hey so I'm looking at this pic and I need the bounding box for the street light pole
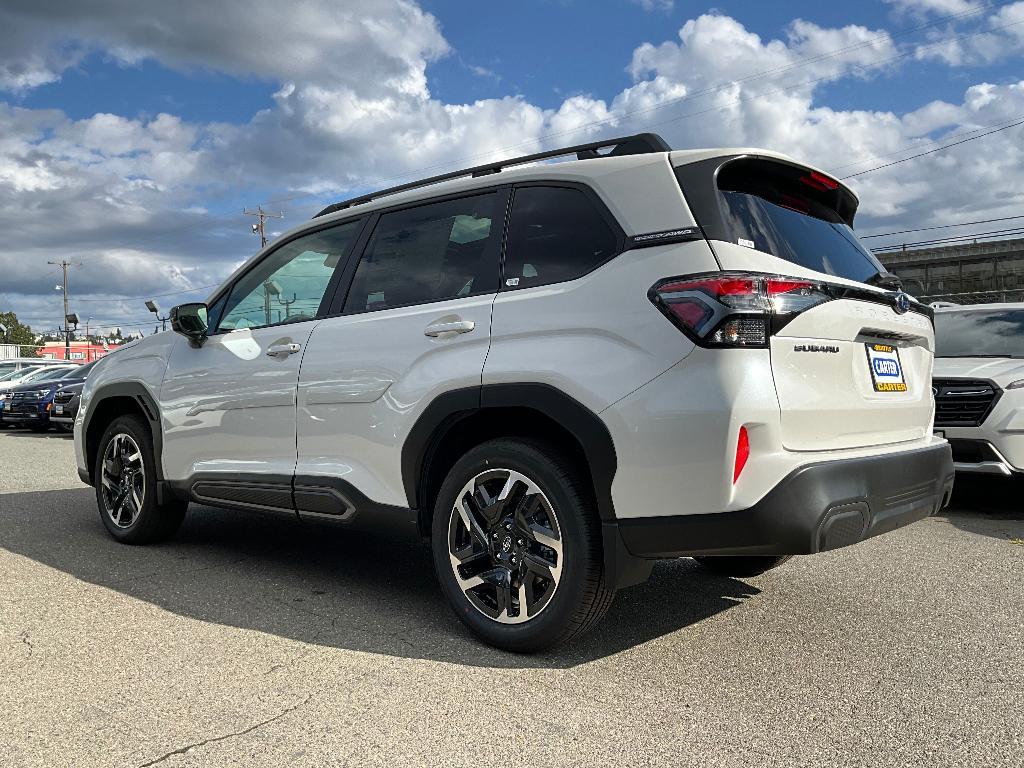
[145,300,170,332]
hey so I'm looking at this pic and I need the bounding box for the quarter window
[344,193,500,313]
[503,186,619,290]
[216,219,362,332]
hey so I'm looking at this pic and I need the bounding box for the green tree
[0,311,41,355]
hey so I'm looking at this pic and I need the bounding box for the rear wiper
[866,271,904,290]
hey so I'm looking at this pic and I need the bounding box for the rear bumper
[616,442,954,558]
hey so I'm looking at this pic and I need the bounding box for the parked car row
[0,360,95,432]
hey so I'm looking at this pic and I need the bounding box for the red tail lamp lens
[733,426,750,483]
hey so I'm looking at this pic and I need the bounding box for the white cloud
[884,0,983,17]
[2,3,1024,327]
[0,1,449,96]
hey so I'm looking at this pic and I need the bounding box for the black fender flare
[81,382,164,486]
[401,383,618,520]
[402,384,651,590]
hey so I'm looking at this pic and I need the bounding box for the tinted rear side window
[503,186,619,290]
[345,193,500,313]
[705,158,884,284]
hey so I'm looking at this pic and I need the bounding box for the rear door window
[503,186,619,290]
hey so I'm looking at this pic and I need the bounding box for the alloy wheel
[100,433,146,529]
[447,468,563,624]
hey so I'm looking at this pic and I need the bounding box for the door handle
[424,320,475,338]
[266,342,301,357]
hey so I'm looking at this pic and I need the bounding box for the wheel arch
[83,383,163,486]
[403,384,618,538]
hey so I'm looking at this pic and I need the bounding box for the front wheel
[94,415,187,544]
[431,439,614,652]
[694,555,792,577]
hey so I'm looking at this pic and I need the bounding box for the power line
[76,284,220,302]
[829,116,1024,175]
[870,226,1024,252]
[840,117,1024,179]
[861,214,1024,239]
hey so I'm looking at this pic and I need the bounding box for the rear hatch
[675,155,934,451]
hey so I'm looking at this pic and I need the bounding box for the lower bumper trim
[617,442,954,559]
[954,460,1012,476]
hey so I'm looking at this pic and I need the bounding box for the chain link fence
[915,289,1024,306]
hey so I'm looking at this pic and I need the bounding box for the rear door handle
[424,320,475,337]
[266,342,301,357]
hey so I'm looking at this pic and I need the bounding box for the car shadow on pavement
[939,475,1023,543]
[0,488,760,669]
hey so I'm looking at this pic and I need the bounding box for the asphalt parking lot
[0,429,1021,768]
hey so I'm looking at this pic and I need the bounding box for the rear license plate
[55,405,63,414]
[865,343,907,393]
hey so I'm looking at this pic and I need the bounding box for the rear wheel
[94,415,187,544]
[694,555,792,577]
[431,438,614,652]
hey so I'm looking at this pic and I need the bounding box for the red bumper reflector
[733,425,750,483]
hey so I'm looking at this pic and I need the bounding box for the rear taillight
[649,272,832,348]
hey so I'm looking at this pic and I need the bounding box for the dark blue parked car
[1,361,96,432]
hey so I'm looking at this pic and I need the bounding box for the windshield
[3,366,42,382]
[935,309,1024,358]
[0,366,28,381]
[716,158,884,284]
[28,367,77,382]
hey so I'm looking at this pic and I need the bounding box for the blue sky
[2,0,1024,334]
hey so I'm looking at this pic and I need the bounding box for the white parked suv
[74,133,953,651]
[933,303,1024,476]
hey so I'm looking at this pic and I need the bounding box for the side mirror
[170,303,209,346]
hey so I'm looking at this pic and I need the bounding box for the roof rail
[313,132,671,218]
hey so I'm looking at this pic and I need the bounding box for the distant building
[877,237,1024,304]
[38,340,119,362]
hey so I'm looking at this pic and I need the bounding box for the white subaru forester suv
[74,133,954,651]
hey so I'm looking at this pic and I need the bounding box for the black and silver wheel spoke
[448,468,562,625]
[100,432,145,529]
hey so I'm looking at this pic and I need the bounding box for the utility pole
[48,259,78,359]
[243,206,283,249]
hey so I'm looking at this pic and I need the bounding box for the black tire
[693,555,792,577]
[94,415,187,544]
[431,438,614,653]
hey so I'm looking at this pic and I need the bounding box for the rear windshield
[935,309,1024,358]
[716,159,884,284]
